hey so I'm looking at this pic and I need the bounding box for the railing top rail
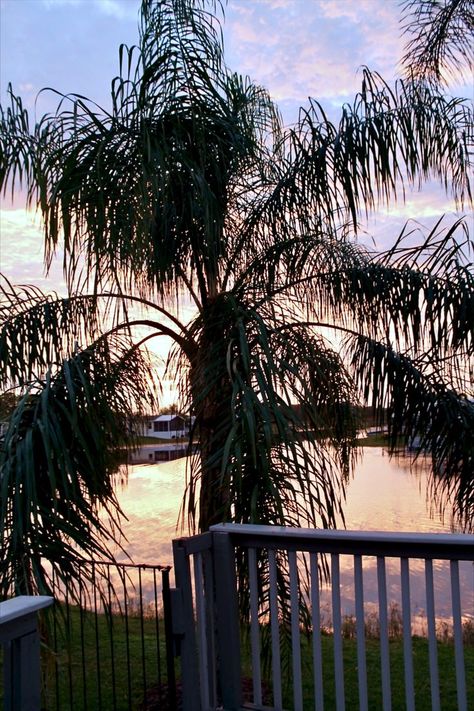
[206,524,474,560]
[0,595,54,625]
[55,558,172,571]
[174,531,213,555]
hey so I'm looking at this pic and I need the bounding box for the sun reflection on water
[111,447,473,623]
[113,447,458,565]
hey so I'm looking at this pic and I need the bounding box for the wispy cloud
[41,0,81,7]
[224,0,404,123]
[41,0,136,16]
[363,184,465,252]
[92,0,139,21]
[0,209,66,291]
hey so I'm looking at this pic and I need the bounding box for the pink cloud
[224,0,407,124]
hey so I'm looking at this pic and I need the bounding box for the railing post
[0,596,54,711]
[162,567,178,711]
[212,531,242,711]
[172,538,201,711]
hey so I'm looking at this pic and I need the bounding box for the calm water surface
[112,447,473,622]
[113,447,456,565]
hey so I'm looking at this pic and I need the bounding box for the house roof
[151,414,185,422]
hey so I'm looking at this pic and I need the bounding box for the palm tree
[0,0,473,596]
[401,0,474,84]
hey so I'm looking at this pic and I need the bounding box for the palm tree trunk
[189,311,233,532]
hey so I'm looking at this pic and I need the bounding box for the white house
[144,414,189,439]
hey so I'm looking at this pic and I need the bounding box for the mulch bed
[140,676,272,710]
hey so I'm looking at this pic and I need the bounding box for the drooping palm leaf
[0,334,157,598]
[401,0,474,85]
[237,70,472,258]
[348,333,474,527]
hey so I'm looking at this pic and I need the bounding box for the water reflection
[337,448,455,532]
[111,447,473,622]
[113,458,187,565]
[113,447,456,565]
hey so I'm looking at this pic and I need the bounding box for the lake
[109,447,473,627]
[112,446,461,566]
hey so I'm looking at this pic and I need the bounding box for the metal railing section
[0,563,178,711]
[172,524,474,711]
[46,560,177,711]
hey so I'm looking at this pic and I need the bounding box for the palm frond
[317,219,474,360]
[0,277,101,387]
[239,70,471,255]
[0,276,194,388]
[401,0,474,85]
[348,333,474,528]
[238,217,473,370]
[0,334,157,598]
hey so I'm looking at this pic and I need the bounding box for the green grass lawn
[355,433,413,448]
[242,630,473,711]
[356,433,391,447]
[1,605,472,710]
[307,636,472,710]
[39,605,173,711]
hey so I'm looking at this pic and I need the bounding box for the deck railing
[171,524,474,711]
[0,595,54,711]
[0,562,178,711]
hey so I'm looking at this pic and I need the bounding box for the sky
[0,0,472,395]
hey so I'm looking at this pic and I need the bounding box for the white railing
[172,524,474,711]
[0,595,54,711]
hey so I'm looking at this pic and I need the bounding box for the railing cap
[0,595,54,625]
[209,523,474,548]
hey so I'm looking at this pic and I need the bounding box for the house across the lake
[144,414,189,439]
[131,413,196,462]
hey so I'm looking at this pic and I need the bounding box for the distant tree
[158,404,181,416]
[0,391,18,421]
[0,0,473,596]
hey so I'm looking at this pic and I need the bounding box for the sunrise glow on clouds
[224,0,403,113]
[0,0,471,292]
[0,209,67,292]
